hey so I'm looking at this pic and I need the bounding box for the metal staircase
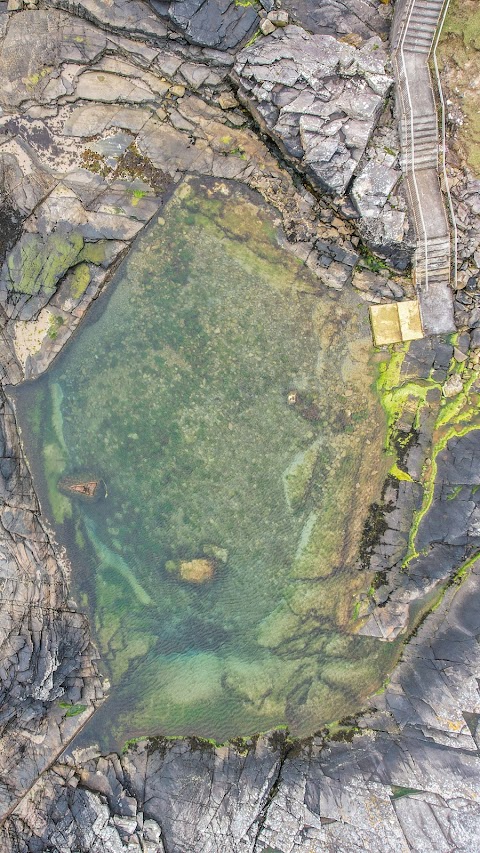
[392,0,456,335]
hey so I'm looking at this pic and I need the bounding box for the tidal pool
[13,178,400,749]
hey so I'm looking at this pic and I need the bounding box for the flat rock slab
[280,0,391,41]
[233,25,392,195]
[150,0,258,49]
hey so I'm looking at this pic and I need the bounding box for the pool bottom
[12,178,399,751]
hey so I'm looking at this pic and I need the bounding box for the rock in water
[59,476,104,501]
[179,558,215,583]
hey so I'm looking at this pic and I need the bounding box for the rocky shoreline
[0,0,479,849]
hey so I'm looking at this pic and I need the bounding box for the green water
[12,178,399,749]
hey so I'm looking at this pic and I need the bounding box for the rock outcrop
[233,27,393,196]
[0,389,103,819]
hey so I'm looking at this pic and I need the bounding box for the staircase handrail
[431,0,458,289]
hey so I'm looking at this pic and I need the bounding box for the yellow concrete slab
[370,303,402,346]
[398,299,423,341]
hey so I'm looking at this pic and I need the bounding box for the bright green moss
[389,463,413,482]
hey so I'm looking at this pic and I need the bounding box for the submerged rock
[180,558,216,583]
[59,476,104,501]
[167,557,216,583]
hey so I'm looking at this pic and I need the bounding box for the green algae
[12,178,399,749]
[402,357,480,566]
[48,314,65,340]
[7,232,84,296]
[68,263,91,299]
[79,241,107,265]
[389,463,413,482]
[59,702,88,717]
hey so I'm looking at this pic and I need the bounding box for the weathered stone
[280,0,390,41]
[351,160,399,219]
[151,0,259,50]
[260,18,275,36]
[267,9,288,27]
[442,373,463,398]
[232,26,392,195]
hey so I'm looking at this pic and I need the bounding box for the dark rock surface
[150,0,258,50]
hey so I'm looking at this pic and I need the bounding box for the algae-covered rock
[292,511,339,579]
[223,657,295,718]
[168,558,216,584]
[66,262,91,300]
[5,232,84,299]
[202,544,228,564]
[257,602,302,649]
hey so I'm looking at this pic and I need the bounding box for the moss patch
[68,263,91,299]
[438,0,480,175]
[7,232,84,297]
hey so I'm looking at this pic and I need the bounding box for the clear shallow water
[12,178,399,749]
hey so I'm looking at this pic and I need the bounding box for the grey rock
[0,10,107,108]
[442,373,463,398]
[232,26,392,195]
[267,10,288,27]
[151,0,258,50]
[280,0,390,42]
[351,159,399,219]
[46,0,168,41]
[260,18,275,36]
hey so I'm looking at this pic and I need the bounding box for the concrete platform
[370,299,423,345]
